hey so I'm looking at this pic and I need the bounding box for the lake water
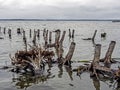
[0,21,120,90]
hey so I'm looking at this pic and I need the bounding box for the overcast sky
[0,0,120,19]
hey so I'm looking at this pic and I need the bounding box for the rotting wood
[3,27,6,34]
[72,29,75,38]
[64,42,76,66]
[69,29,71,38]
[17,28,21,34]
[32,31,37,46]
[49,31,52,44]
[89,44,101,78]
[37,29,40,39]
[8,29,12,39]
[29,29,32,38]
[100,41,116,64]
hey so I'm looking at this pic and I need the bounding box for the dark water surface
[0,21,120,90]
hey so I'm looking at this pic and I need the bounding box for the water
[0,21,120,90]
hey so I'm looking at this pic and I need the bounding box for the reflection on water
[12,74,48,89]
[1,21,120,90]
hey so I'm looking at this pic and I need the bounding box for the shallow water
[0,21,120,90]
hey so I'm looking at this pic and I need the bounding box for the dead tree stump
[32,31,37,46]
[64,42,76,66]
[37,29,40,39]
[103,41,116,64]
[72,29,75,38]
[3,27,6,34]
[8,29,11,39]
[69,29,71,38]
[29,29,32,38]
[90,44,101,77]
[49,31,52,44]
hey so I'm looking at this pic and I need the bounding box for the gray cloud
[0,0,120,19]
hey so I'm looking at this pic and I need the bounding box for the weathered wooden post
[55,29,61,45]
[49,31,52,44]
[92,30,97,41]
[23,30,27,51]
[8,29,11,39]
[64,42,76,66]
[17,28,21,34]
[29,29,32,38]
[43,28,46,37]
[0,27,1,33]
[23,30,26,40]
[69,29,71,38]
[37,29,40,39]
[32,30,36,46]
[3,27,6,34]
[44,30,48,48]
[103,41,116,64]
[90,44,101,77]
[72,29,75,38]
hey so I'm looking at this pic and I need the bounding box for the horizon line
[0,18,120,21]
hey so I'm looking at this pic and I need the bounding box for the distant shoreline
[0,19,119,21]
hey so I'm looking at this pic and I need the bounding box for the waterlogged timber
[0,21,120,90]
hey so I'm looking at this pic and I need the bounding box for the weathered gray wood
[92,44,101,67]
[3,27,6,34]
[104,41,116,64]
[69,29,71,38]
[29,29,32,38]
[37,29,40,38]
[49,31,52,44]
[32,31,36,46]
[55,30,61,45]
[8,29,11,39]
[72,29,75,38]
[92,30,97,41]
[64,42,76,66]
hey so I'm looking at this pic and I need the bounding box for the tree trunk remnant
[55,30,61,46]
[72,29,75,38]
[29,29,32,38]
[69,29,71,38]
[3,27,6,34]
[49,31,52,44]
[8,29,11,39]
[90,44,101,77]
[64,42,76,66]
[32,31,37,46]
[37,29,40,39]
[92,30,97,41]
[103,41,116,64]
